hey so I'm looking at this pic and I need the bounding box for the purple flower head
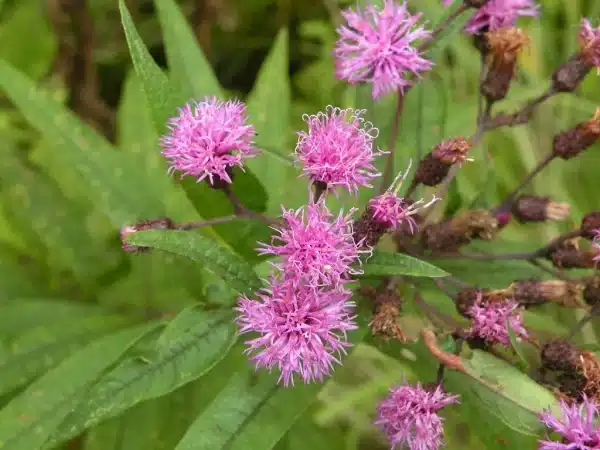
[580,19,600,70]
[368,162,439,233]
[441,0,454,6]
[539,395,600,450]
[467,295,527,346]
[295,106,385,195]
[375,381,459,450]
[258,203,366,288]
[161,97,258,185]
[334,0,434,99]
[464,0,540,35]
[236,279,357,386]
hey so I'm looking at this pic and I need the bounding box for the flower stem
[484,87,557,131]
[175,215,239,230]
[380,92,405,193]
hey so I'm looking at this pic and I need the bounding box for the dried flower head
[539,396,600,450]
[375,382,459,450]
[259,203,365,288]
[236,279,357,386]
[161,97,258,185]
[295,106,384,195]
[467,295,527,346]
[553,109,600,160]
[580,19,600,70]
[369,162,439,232]
[334,0,433,99]
[464,0,539,35]
[513,195,570,223]
[414,137,473,187]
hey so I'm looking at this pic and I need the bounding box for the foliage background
[0,0,599,449]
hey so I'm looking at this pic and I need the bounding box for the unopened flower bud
[553,109,600,159]
[512,279,585,308]
[584,275,600,307]
[422,209,498,252]
[549,244,596,269]
[512,195,570,223]
[495,210,511,228]
[481,27,529,102]
[581,212,600,239]
[120,217,175,253]
[413,137,472,187]
[551,55,591,92]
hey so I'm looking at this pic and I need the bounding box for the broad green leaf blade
[0,323,158,450]
[0,314,130,397]
[245,29,293,214]
[126,229,262,296]
[362,251,449,278]
[176,324,368,450]
[0,150,120,282]
[119,0,181,130]
[50,306,236,446]
[0,60,167,225]
[461,349,559,436]
[155,0,222,99]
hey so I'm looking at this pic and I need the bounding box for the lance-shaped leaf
[0,323,159,450]
[126,229,262,296]
[362,251,448,278]
[48,306,236,446]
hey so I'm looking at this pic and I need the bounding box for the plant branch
[175,215,239,230]
[492,152,555,214]
[222,186,279,226]
[418,3,470,52]
[484,87,557,131]
[380,93,405,193]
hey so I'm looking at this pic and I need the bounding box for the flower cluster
[467,296,527,346]
[375,382,459,450]
[464,0,540,35]
[295,107,384,195]
[539,396,600,450]
[161,97,258,185]
[334,0,433,99]
[580,19,600,70]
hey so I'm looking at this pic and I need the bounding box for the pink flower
[464,0,540,35]
[259,203,365,288]
[334,0,433,99]
[539,395,600,450]
[161,97,258,185]
[467,296,528,346]
[375,382,459,450]
[580,19,600,69]
[295,106,385,195]
[235,279,357,386]
[441,0,454,5]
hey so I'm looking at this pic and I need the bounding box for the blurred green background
[0,0,599,449]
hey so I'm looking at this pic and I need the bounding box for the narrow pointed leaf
[49,306,236,446]
[362,251,449,278]
[0,323,159,450]
[126,229,262,296]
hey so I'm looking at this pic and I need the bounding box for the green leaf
[175,323,368,450]
[0,323,158,450]
[0,314,130,397]
[155,0,222,99]
[0,60,167,225]
[126,229,262,296]
[119,0,180,131]
[362,251,449,278]
[49,306,236,446]
[245,29,294,214]
[460,349,559,436]
[0,150,120,282]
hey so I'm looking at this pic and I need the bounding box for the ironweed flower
[161,97,258,185]
[375,382,459,450]
[295,106,384,195]
[259,203,366,288]
[369,162,439,233]
[464,0,539,35]
[539,395,600,450]
[236,279,357,386]
[580,19,600,70]
[467,295,527,346]
[334,0,433,99]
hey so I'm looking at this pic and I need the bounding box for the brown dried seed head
[371,295,408,343]
[541,338,581,372]
[432,137,472,165]
[550,247,596,269]
[552,55,592,92]
[353,209,388,249]
[486,27,530,66]
[581,212,600,239]
[553,108,600,159]
[584,275,600,307]
[512,195,570,222]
